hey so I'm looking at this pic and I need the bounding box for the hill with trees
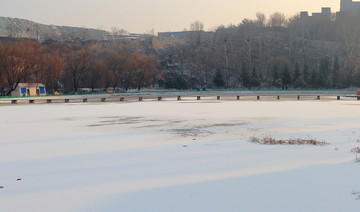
[158,13,360,90]
[1,11,360,96]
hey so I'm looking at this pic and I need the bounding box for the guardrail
[1,92,359,105]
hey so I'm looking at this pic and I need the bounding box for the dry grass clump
[249,136,328,146]
[352,191,360,200]
[350,147,360,163]
[351,147,360,153]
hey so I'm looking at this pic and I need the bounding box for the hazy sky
[0,0,341,33]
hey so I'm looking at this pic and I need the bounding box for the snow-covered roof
[17,83,45,87]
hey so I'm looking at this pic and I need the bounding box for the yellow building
[11,83,46,96]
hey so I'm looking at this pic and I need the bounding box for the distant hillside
[0,16,110,41]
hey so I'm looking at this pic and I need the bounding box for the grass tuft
[249,136,328,146]
[351,147,360,153]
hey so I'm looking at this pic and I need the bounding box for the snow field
[0,100,359,211]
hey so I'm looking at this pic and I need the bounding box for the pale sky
[0,0,340,33]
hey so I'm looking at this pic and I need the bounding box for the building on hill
[313,7,332,18]
[300,11,309,18]
[157,31,214,43]
[340,0,360,12]
[11,83,46,96]
[299,1,360,19]
[300,7,332,19]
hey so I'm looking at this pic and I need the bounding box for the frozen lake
[0,99,359,211]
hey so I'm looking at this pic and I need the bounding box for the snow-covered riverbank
[1,100,359,211]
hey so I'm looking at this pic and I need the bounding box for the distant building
[157,31,214,42]
[106,33,152,41]
[340,0,360,12]
[300,11,309,18]
[302,1,360,19]
[158,31,191,40]
[301,7,332,19]
[11,83,46,96]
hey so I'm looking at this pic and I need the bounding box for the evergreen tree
[320,57,331,75]
[319,57,331,88]
[310,70,319,89]
[250,66,260,88]
[303,64,310,87]
[294,76,306,88]
[213,70,225,88]
[332,56,340,87]
[272,65,280,88]
[281,66,292,90]
[293,62,301,82]
[240,63,251,89]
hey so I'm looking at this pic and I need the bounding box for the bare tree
[110,27,128,36]
[0,40,43,95]
[190,21,204,31]
[103,48,129,90]
[63,44,93,93]
[189,21,205,46]
[268,12,287,27]
[43,50,65,93]
[127,53,160,90]
[256,12,267,27]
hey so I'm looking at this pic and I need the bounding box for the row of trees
[0,39,160,96]
[1,12,360,95]
[0,40,62,96]
[160,12,360,90]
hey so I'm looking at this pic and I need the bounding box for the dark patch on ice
[60,117,76,121]
[87,116,183,128]
[165,122,247,137]
[170,128,214,137]
[87,116,144,127]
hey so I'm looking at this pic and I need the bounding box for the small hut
[11,83,46,96]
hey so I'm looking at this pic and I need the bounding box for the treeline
[159,12,360,90]
[1,12,360,96]
[0,39,160,96]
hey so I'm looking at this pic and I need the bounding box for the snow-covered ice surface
[0,99,359,212]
